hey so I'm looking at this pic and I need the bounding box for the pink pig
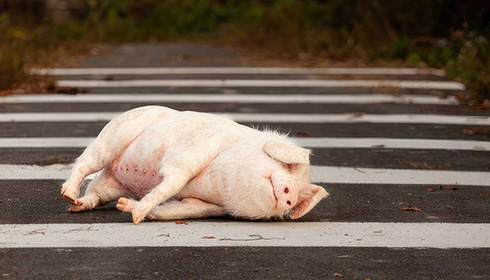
[61,106,328,224]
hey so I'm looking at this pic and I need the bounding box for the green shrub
[0,0,489,100]
[0,13,27,90]
[446,35,490,101]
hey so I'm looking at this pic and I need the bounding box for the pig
[61,106,328,224]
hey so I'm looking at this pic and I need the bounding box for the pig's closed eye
[283,164,297,174]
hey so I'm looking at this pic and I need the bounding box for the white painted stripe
[56,79,465,91]
[225,113,490,125]
[0,222,488,248]
[0,112,118,122]
[310,166,490,185]
[29,67,446,76]
[0,138,95,148]
[0,164,83,180]
[1,137,488,151]
[297,137,490,151]
[0,93,460,105]
[0,112,488,125]
[1,164,489,186]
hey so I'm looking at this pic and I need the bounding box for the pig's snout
[271,171,299,209]
[276,185,298,209]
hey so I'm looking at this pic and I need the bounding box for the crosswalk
[1,66,490,278]
[3,222,489,248]
[0,93,461,105]
[1,112,488,125]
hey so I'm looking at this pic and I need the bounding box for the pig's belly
[109,136,167,198]
[111,154,164,198]
[110,146,223,204]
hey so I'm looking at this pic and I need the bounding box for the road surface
[0,44,489,279]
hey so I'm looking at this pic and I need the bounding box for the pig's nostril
[284,187,289,194]
[287,200,291,205]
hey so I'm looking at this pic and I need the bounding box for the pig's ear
[289,184,328,219]
[263,141,310,165]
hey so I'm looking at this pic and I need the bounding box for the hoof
[116,197,135,213]
[63,192,82,206]
[131,203,151,225]
[69,204,85,212]
[132,210,146,225]
[60,184,67,195]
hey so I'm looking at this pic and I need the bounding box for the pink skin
[270,170,299,210]
[61,106,329,224]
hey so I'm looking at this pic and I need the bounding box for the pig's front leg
[117,197,226,220]
[131,171,191,224]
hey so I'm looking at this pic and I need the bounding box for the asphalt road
[1,43,490,279]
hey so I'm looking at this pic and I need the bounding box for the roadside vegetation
[1,0,489,102]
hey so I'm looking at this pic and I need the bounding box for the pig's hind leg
[62,106,173,205]
[69,169,133,212]
[116,197,226,220]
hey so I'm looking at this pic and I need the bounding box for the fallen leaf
[440,185,458,191]
[294,131,310,137]
[0,89,13,96]
[400,206,421,212]
[175,220,188,225]
[351,113,364,118]
[333,273,344,277]
[347,193,353,197]
[202,236,216,239]
[356,239,362,241]
[462,127,490,135]
[408,193,412,196]
[467,98,490,110]
[427,188,436,192]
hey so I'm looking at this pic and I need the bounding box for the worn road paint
[0,222,488,248]
[0,137,488,151]
[310,166,490,185]
[29,67,446,76]
[1,164,489,186]
[0,93,459,105]
[56,79,465,90]
[0,112,487,125]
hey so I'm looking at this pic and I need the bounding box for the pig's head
[262,141,329,220]
[217,139,328,220]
